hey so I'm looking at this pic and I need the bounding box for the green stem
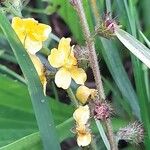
[67,88,79,107]
[52,81,59,101]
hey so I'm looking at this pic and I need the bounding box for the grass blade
[95,120,111,150]
[0,12,60,150]
[115,28,150,69]
[0,118,74,150]
[0,64,26,84]
[100,38,140,119]
[139,30,150,48]
[119,1,150,149]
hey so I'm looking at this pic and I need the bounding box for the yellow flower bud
[76,85,97,104]
[73,105,90,125]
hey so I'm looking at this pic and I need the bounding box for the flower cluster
[11,16,114,148]
[12,17,93,147]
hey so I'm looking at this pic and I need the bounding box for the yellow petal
[76,86,97,104]
[40,74,47,96]
[32,23,51,41]
[73,105,90,125]
[12,17,51,54]
[48,48,66,68]
[77,132,92,147]
[76,86,91,104]
[64,47,77,68]
[29,54,47,95]
[70,66,87,85]
[24,37,42,54]
[58,37,71,55]
[12,17,26,41]
[55,68,71,89]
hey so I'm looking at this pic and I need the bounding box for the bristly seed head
[91,100,113,120]
[117,121,144,145]
[95,12,119,39]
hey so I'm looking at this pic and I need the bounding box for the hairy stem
[73,0,118,149]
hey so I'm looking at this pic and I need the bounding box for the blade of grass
[98,0,140,119]
[120,1,150,149]
[102,77,132,118]
[115,28,150,69]
[95,119,111,150]
[0,12,60,150]
[100,38,140,119]
[0,64,26,84]
[139,30,150,48]
[0,117,74,150]
[0,52,17,63]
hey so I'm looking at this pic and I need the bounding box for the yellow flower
[48,37,87,89]
[73,105,90,125]
[29,54,47,95]
[12,17,51,54]
[76,85,97,104]
[76,124,92,147]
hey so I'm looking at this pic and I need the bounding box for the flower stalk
[72,0,118,149]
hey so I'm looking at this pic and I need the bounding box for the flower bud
[117,122,144,144]
[76,85,98,104]
[73,105,90,125]
[76,124,92,147]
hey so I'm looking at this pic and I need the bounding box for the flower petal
[64,47,77,68]
[48,48,66,68]
[25,37,42,54]
[76,86,91,104]
[12,17,51,54]
[55,68,71,89]
[70,66,87,85]
[29,54,47,95]
[58,37,71,55]
[32,23,51,41]
[73,105,90,125]
[77,132,92,147]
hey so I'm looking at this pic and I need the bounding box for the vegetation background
[0,0,149,150]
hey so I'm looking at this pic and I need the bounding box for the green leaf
[0,74,74,147]
[0,12,61,150]
[115,28,150,69]
[95,120,110,150]
[0,118,74,150]
[100,38,140,119]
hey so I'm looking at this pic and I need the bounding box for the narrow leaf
[139,30,150,48]
[0,12,60,150]
[115,28,150,69]
[95,120,111,150]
